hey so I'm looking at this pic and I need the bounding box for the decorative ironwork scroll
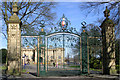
[47,33,80,49]
[21,37,38,49]
[47,14,79,35]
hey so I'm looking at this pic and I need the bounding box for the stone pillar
[100,6,116,75]
[7,3,21,75]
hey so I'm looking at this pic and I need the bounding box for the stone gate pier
[100,6,117,75]
[7,3,21,75]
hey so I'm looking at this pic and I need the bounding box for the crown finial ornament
[12,2,18,13]
[58,14,69,31]
[104,6,110,18]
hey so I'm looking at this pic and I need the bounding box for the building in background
[21,47,64,65]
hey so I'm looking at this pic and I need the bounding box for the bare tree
[1,2,57,39]
[79,2,119,38]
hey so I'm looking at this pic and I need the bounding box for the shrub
[0,49,7,64]
[90,56,102,69]
[116,65,120,73]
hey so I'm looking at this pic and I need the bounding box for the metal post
[87,38,90,74]
[47,37,48,71]
[44,35,46,71]
[101,46,103,74]
[81,21,88,74]
[63,33,65,69]
[46,37,48,71]
[39,36,42,77]
[37,37,40,76]
[80,37,82,72]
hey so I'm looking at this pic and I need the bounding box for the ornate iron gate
[45,32,81,76]
[21,14,89,77]
[43,15,88,76]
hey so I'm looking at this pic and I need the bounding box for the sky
[54,2,104,28]
[0,2,107,49]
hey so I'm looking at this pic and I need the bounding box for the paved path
[2,75,119,80]
[25,64,37,73]
[25,63,80,72]
[24,63,102,76]
[1,63,119,80]
[24,63,82,77]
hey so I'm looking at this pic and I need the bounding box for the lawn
[0,65,7,70]
[90,68,102,71]
[69,65,80,68]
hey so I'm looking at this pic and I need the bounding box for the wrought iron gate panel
[21,36,39,75]
[46,32,81,76]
